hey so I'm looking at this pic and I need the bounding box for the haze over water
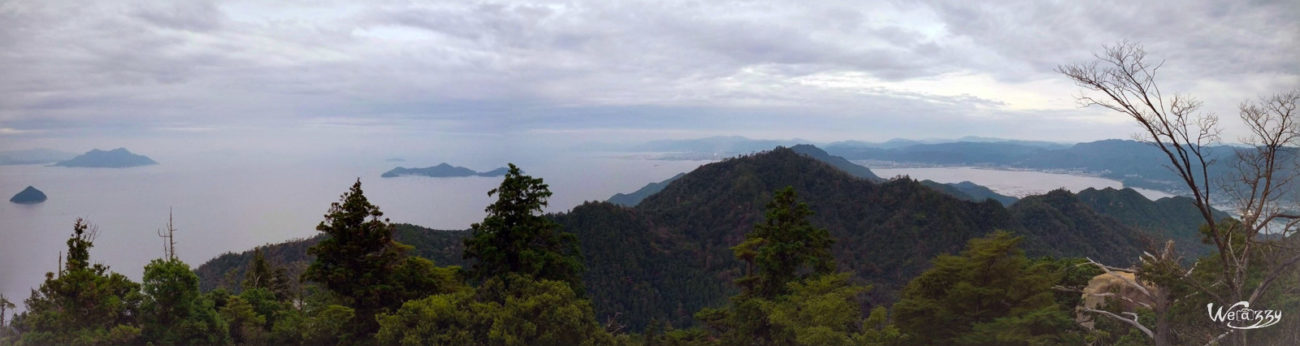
[0,151,707,311]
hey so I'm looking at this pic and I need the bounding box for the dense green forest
[2,145,1296,345]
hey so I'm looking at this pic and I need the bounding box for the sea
[1,154,1174,313]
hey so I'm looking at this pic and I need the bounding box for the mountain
[607,172,685,207]
[380,163,508,178]
[823,139,1257,196]
[789,144,883,181]
[9,186,47,204]
[0,148,77,165]
[1008,189,1150,261]
[1076,187,1228,259]
[197,146,1164,331]
[54,148,157,168]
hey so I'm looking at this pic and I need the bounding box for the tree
[140,258,229,344]
[1060,41,1300,345]
[732,186,835,299]
[463,164,583,290]
[698,187,847,345]
[243,247,292,300]
[892,231,1084,345]
[375,274,614,346]
[0,293,13,340]
[16,218,143,345]
[302,179,443,337]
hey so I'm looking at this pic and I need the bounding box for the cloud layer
[1,0,1296,146]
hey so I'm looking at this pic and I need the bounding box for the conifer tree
[302,179,423,336]
[732,186,835,298]
[17,218,143,344]
[463,164,583,291]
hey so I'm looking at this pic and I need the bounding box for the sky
[0,0,1297,155]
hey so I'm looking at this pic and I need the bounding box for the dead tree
[157,208,178,260]
[1060,41,1300,345]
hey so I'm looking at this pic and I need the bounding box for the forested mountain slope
[197,146,1181,331]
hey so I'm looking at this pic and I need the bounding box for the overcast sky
[1,0,1297,153]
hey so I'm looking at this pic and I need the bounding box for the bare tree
[1059,41,1300,345]
[156,207,178,260]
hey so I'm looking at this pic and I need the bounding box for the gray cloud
[0,0,1294,147]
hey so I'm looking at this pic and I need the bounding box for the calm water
[869,166,1175,200]
[1,157,1175,313]
[0,153,708,311]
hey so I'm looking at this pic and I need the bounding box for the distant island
[10,186,47,204]
[381,163,508,178]
[54,148,157,168]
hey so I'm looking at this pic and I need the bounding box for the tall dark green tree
[17,218,143,344]
[302,179,442,337]
[698,186,846,345]
[463,164,583,290]
[732,186,836,298]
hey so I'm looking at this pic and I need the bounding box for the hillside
[607,172,685,207]
[1076,187,1228,259]
[197,146,1162,331]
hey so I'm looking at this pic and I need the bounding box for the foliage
[892,231,1088,345]
[302,179,447,337]
[242,247,293,300]
[376,274,614,346]
[464,164,584,290]
[15,219,143,345]
[732,186,835,298]
[140,258,229,345]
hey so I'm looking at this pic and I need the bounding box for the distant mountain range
[199,145,1216,331]
[381,163,508,178]
[54,148,157,168]
[621,136,1270,197]
[0,148,77,165]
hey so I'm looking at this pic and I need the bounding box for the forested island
[380,163,508,178]
[8,186,46,204]
[53,148,157,168]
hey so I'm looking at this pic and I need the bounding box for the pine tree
[463,164,583,291]
[302,179,413,336]
[732,186,835,298]
[17,218,143,344]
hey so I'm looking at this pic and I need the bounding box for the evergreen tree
[140,258,229,344]
[17,218,143,345]
[463,164,583,290]
[302,179,441,337]
[243,247,292,300]
[699,187,849,345]
[732,186,835,298]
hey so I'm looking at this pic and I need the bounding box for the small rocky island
[55,148,158,168]
[382,163,508,178]
[10,186,47,204]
